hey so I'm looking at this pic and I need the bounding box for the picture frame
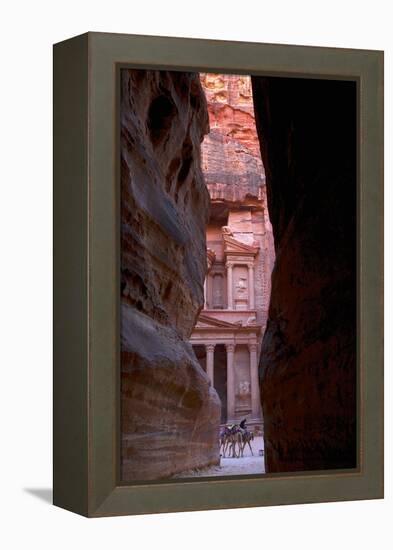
[53,32,383,517]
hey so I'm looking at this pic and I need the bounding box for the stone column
[207,273,212,308]
[248,264,255,310]
[226,263,233,310]
[226,343,236,422]
[205,343,215,386]
[249,343,260,419]
[206,248,216,310]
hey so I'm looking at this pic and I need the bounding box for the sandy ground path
[174,436,265,478]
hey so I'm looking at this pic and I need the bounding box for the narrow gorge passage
[120,69,357,481]
[186,73,274,478]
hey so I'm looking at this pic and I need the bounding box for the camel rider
[239,418,248,436]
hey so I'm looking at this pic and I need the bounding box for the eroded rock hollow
[252,76,357,472]
[121,70,221,481]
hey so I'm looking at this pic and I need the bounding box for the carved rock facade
[191,75,275,431]
[121,70,221,481]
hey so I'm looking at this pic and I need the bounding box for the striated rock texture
[121,69,221,481]
[200,73,265,203]
[252,76,357,472]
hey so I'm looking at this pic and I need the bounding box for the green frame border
[53,32,383,517]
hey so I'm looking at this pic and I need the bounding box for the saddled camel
[239,430,254,457]
[219,430,228,456]
[220,427,254,458]
[225,431,243,458]
[220,426,241,458]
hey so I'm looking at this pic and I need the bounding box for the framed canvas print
[53,32,384,517]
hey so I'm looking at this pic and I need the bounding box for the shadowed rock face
[252,76,357,472]
[121,69,221,481]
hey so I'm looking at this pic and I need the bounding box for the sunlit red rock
[200,73,265,203]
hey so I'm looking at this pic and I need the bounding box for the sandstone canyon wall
[252,76,357,472]
[121,70,221,481]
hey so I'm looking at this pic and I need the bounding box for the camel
[240,430,254,456]
[219,425,249,458]
[226,431,242,458]
[219,430,228,456]
[219,426,255,458]
[220,426,239,457]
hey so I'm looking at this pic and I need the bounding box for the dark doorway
[193,345,206,373]
[214,344,227,424]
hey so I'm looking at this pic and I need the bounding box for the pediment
[195,314,240,329]
[223,234,259,255]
